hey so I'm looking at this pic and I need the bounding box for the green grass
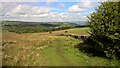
[46,27,90,36]
[42,36,80,66]
[64,27,90,35]
[2,27,120,66]
[42,36,120,66]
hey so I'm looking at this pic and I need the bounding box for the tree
[87,2,120,59]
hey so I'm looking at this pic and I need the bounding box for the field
[2,27,120,66]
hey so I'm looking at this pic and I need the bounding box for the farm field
[2,27,120,66]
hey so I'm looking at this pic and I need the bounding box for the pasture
[2,27,120,66]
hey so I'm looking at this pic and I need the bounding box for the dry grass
[2,32,57,66]
[2,27,120,66]
[2,27,90,66]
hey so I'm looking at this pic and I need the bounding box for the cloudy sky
[0,0,106,22]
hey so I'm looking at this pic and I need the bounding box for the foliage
[87,2,120,59]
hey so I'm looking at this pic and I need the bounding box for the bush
[87,2,120,59]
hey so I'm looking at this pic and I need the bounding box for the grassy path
[2,28,120,66]
[55,39,74,66]
[42,36,120,66]
[42,37,79,66]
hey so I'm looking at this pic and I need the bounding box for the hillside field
[2,27,120,66]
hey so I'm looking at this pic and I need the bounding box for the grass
[2,32,55,66]
[2,27,120,66]
[62,27,90,35]
[38,27,90,36]
[43,36,120,66]
[42,36,80,66]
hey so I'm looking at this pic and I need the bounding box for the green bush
[87,2,120,59]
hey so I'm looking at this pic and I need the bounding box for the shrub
[87,2,120,59]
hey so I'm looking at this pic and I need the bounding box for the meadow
[2,25,120,66]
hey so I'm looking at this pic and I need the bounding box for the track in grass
[42,37,79,66]
[42,36,120,66]
[2,28,120,66]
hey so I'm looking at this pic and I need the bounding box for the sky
[0,0,111,22]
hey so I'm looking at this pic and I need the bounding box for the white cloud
[68,1,99,13]
[0,2,42,16]
[68,4,86,13]
[78,2,99,9]
[3,11,87,22]
[5,5,50,17]
[2,2,90,22]
[47,12,87,22]
[32,7,50,14]
[0,2,19,16]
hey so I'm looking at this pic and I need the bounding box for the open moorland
[2,21,120,66]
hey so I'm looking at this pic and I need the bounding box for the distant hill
[2,21,64,25]
[68,21,87,25]
[2,20,87,26]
